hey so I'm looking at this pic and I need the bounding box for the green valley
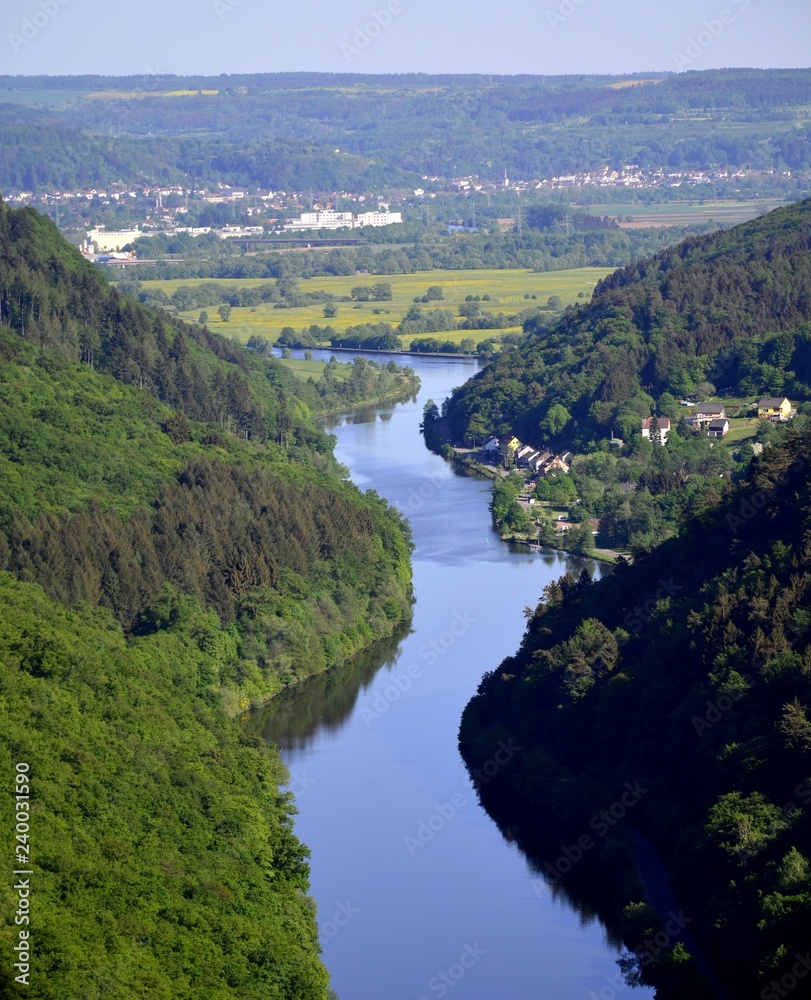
[442,198,811,553]
[0,200,414,998]
[459,429,811,1000]
[451,198,811,998]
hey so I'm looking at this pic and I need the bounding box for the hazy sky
[2,0,809,78]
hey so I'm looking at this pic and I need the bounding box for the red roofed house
[641,417,671,445]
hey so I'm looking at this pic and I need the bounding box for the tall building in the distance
[284,210,402,231]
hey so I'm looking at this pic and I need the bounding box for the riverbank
[317,380,420,416]
[251,349,641,1000]
[423,424,625,565]
[314,343,481,360]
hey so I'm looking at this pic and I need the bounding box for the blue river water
[252,349,655,1000]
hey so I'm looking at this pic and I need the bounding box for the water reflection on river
[251,349,654,1000]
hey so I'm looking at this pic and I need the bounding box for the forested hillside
[447,197,811,450]
[2,69,810,191]
[0,201,414,997]
[460,431,811,999]
[0,574,328,1000]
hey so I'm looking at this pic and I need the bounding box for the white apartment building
[283,210,402,231]
[284,211,355,231]
[354,211,402,228]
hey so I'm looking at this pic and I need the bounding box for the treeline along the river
[0,200,413,998]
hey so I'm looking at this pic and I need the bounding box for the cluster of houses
[481,435,572,475]
[641,396,795,444]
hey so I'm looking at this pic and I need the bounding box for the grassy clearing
[724,419,760,445]
[276,358,351,381]
[144,267,613,347]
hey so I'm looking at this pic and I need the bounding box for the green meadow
[139,267,613,349]
[594,199,789,228]
[276,357,352,380]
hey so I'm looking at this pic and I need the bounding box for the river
[250,349,656,1000]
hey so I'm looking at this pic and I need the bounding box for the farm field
[140,267,614,349]
[85,90,220,99]
[591,199,790,229]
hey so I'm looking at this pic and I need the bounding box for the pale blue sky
[2,0,808,77]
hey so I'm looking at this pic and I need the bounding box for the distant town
[2,162,805,257]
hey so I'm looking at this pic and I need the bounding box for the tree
[422,399,440,424]
[199,310,208,325]
[425,285,444,301]
[535,472,577,503]
[538,517,557,546]
[656,392,680,419]
[323,303,338,318]
[218,304,232,323]
[779,698,811,751]
[648,414,662,448]
[542,403,572,438]
[282,347,292,359]
[565,524,595,556]
[466,412,489,446]
[304,350,314,361]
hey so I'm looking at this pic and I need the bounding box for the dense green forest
[438,199,811,550]
[1,69,810,193]
[0,200,414,996]
[0,574,328,1000]
[446,198,811,449]
[0,197,414,702]
[459,429,811,999]
[119,226,695,285]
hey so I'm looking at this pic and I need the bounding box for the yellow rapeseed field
[140,267,613,348]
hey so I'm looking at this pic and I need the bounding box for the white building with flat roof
[283,210,402,232]
[355,211,402,228]
[284,211,355,231]
[87,228,142,252]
